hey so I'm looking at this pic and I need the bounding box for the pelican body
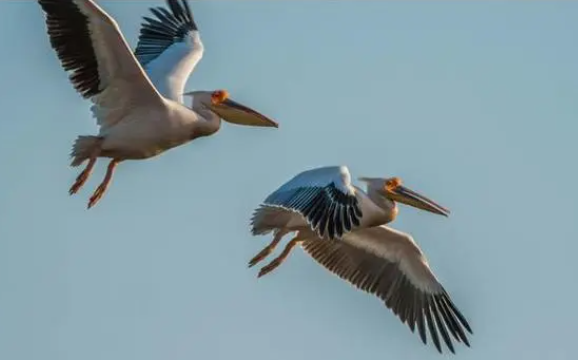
[37,0,278,208]
[249,166,472,354]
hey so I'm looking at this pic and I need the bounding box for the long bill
[211,98,278,128]
[385,185,450,217]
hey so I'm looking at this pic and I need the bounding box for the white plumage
[273,166,356,194]
[37,0,277,208]
[249,165,471,354]
[255,166,362,239]
[134,0,204,103]
[37,0,472,354]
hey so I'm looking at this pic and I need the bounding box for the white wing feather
[38,0,164,131]
[344,226,442,293]
[135,0,204,104]
[302,225,473,354]
[252,166,363,239]
[274,166,356,194]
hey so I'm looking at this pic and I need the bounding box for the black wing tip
[165,0,197,28]
[434,295,473,353]
[136,0,198,65]
[442,292,474,335]
[394,289,472,354]
[264,184,361,241]
[37,0,101,98]
[310,184,362,241]
[303,239,470,354]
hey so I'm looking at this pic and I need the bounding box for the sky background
[1,1,577,359]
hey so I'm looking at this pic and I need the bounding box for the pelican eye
[211,90,229,105]
[385,177,402,191]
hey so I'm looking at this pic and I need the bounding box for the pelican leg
[87,159,120,209]
[248,229,290,268]
[69,149,100,195]
[257,236,303,278]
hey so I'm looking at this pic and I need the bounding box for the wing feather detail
[135,0,204,102]
[252,166,362,240]
[301,226,473,353]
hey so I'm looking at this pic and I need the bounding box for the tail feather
[70,136,102,167]
[250,205,294,236]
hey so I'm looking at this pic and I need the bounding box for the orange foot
[249,231,288,268]
[87,159,119,209]
[87,183,107,209]
[69,158,97,195]
[249,247,274,268]
[257,238,302,278]
[70,171,89,195]
[258,258,284,278]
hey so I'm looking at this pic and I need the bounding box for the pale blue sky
[1,1,577,359]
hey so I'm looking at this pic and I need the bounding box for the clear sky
[1,1,577,359]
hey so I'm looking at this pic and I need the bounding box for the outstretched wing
[302,225,473,354]
[252,166,363,240]
[37,0,163,130]
[135,0,204,103]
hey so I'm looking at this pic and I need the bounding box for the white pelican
[37,0,278,208]
[249,166,472,354]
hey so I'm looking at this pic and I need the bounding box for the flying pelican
[37,0,278,208]
[249,166,472,354]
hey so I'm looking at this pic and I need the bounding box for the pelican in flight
[37,0,278,208]
[249,166,472,353]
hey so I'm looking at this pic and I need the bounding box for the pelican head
[183,90,278,128]
[359,176,450,217]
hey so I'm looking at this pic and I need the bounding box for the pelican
[249,166,472,354]
[37,0,278,208]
